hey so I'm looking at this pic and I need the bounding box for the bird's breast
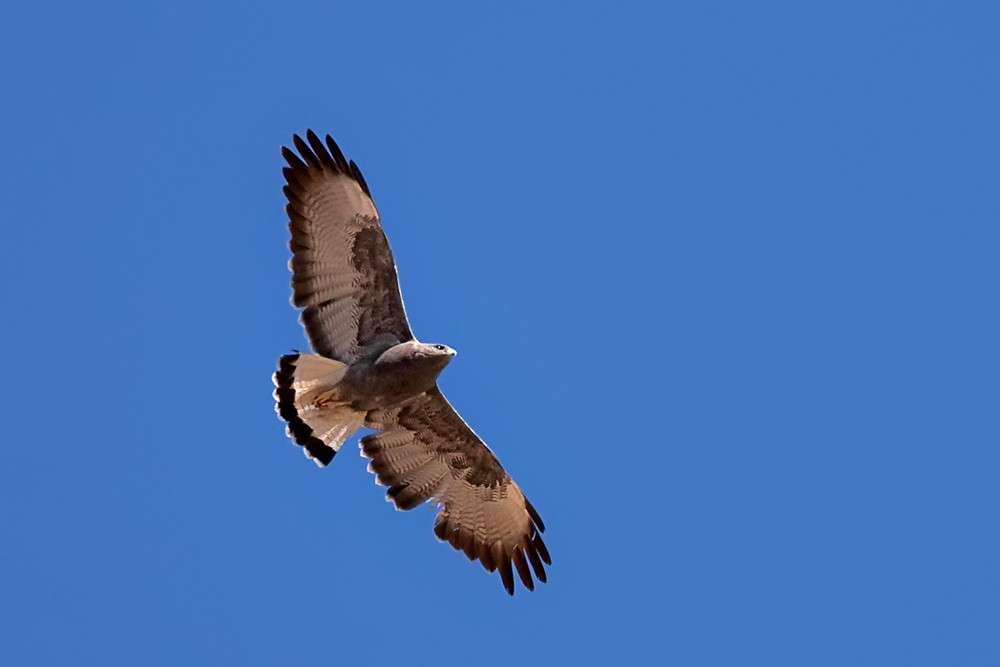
[341,355,447,411]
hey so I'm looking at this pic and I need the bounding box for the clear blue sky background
[2,1,998,664]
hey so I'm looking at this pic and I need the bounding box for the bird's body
[272,131,549,594]
[341,339,456,411]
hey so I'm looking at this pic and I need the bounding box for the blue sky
[2,1,998,664]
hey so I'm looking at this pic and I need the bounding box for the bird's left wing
[282,131,413,364]
[362,387,550,594]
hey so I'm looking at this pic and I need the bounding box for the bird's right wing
[282,131,413,363]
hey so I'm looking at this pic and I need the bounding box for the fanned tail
[272,353,365,466]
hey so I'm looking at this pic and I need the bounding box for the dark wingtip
[281,146,307,172]
[533,534,551,566]
[325,134,349,167]
[283,132,371,196]
[499,565,515,595]
[349,159,372,197]
[512,549,535,592]
[292,134,321,169]
[525,498,545,532]
[492,542,515,595]
[436,511,550,594]
[523,536,548,583]
[306,130,338,170]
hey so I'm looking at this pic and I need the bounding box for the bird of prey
[272,131,550,595]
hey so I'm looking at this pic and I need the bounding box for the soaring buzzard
[272,131,550,594]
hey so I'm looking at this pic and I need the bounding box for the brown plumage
[273,131,550,594]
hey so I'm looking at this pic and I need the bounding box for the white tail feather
[273,353,365,466]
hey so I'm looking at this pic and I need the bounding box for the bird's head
[416,342,457,362]
[377,340,456,370]
[410,342,457,377]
